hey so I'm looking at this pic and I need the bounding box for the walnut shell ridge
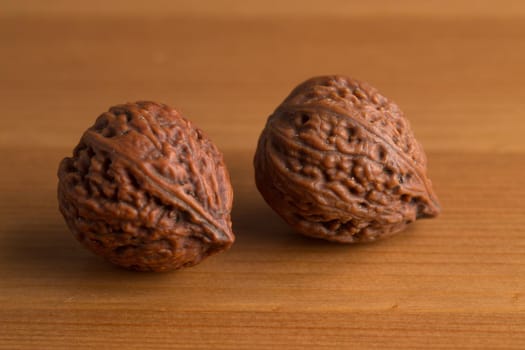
[58,101,234,271]
[254,76,440,243]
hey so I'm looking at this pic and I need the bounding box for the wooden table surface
[1,1,525,349]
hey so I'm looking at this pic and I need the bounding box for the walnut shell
[58,101,234,271]
[254,76,440,243]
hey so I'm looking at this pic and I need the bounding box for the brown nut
[254,75,440,243]
[58,101,234,271]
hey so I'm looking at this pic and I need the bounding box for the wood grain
[1,1,524,349]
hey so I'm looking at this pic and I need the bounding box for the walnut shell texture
[254,75,440,243]
[58,101,234,271]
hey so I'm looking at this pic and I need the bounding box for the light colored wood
[4,0,525,18]
[1,2,524,349]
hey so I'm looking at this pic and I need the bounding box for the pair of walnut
[57,75,440,272]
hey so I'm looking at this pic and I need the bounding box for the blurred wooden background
[1,1,525,349]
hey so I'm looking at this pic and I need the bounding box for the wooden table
[1,1,525,348]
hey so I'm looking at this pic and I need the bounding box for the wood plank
[1,5,525,349]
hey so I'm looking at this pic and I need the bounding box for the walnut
[254,76,440,243]
[57,101,234,271]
